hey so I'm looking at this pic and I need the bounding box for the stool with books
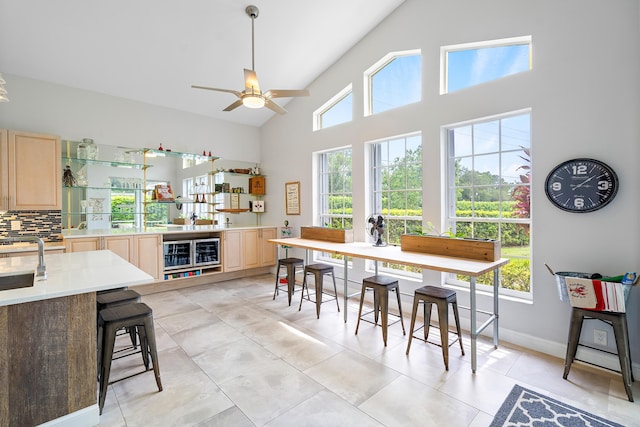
[560,273,636,402]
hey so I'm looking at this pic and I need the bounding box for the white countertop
[62,224,276,238]
[0,250,154,306]
[0,242,65,254]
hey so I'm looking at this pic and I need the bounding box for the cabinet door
[260,228,277,267]
[223,230,243,272]
[134,234,162,280]
[242,229,260,269]
[64,237,101,252]
[104,236,134,263]
[8,130,62,210]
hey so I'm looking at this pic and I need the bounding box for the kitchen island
[0,250,154,427]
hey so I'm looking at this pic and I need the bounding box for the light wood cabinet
[0,129,62,210]
[134,234,162,280]
[64,234,162,280]
[223,227,276,272]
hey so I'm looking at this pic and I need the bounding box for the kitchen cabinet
[64,234,162,280]
[134,234,162,280]
[1,129,62,211]
[223,227,276,272]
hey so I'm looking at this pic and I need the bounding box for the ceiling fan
[192,5,309,114]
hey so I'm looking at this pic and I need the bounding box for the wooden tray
[301,227,354,243]
[216,208,250,213]
[400,234,500,262]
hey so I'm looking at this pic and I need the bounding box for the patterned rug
[490,385,624,427]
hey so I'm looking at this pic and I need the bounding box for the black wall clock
[545,158,619,213]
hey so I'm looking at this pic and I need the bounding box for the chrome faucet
[0,236,47,279]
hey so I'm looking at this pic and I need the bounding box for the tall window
[182,174,211,221]
[318,147,352,230]
[365,50,421,116]
[369,133,422,276]
[313,85,353,131]
[442,36,532,94]
[446,111,531,294]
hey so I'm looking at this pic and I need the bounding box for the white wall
[259,0,640,367]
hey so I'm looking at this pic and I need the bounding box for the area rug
[490,384,624,427]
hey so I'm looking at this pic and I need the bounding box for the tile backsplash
[0,210,62,242]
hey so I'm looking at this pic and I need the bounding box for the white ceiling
[0,0,404,127]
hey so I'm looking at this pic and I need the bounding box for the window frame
[444,109,532,298]
[313,84,353,131]
[363,49,422,117]
[440,35,532,95]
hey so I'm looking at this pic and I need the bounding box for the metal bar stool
[564,307,634,402]
[355,275,406,346]
[298,263,340,318]
[96,289,141,349]
[406,285,464,370]
[97,302,163,414]
[273,257,304,306]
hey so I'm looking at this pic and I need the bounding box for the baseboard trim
[37,405,99,427]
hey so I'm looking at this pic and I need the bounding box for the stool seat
[564,307,634,402]
[298,263,340,318]
[98,302,162,414]
[355,275,406,346]
[97,289,140,308]
[406,285,464,370]
[274,257,305,306]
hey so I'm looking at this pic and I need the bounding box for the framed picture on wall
[285,181,300,215]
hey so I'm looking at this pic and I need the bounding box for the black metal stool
[298,263,340,318]
[98,302,163,414]
[564,307,634,402]
[355,275,406,346]
[406,285,464,370]
[273,257,304,306]
[97,289,141,348]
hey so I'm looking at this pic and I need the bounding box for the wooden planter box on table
[301,227,354,243]
[400,234,500,261]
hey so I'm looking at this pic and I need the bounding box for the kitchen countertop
[62,224,276,238]
[0,241,65,254]
[0,250,154,306]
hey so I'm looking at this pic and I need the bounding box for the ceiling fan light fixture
[242,95,265,109]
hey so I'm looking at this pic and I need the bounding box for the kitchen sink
[0,272,35,291]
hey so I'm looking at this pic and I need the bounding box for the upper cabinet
[0,129,62,211]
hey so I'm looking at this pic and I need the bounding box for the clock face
[545,158,618,213]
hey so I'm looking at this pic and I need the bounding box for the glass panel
[371,54,422,114]
[451,126,473,157]
[473,121,500,154]
[320,92,352,128]
[473,154,500,186]
[502,114,530,151]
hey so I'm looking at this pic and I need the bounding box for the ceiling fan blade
[223,99,244,112]
[264,89,309,99]
[264,99,287,114]
[191,85,242,97]
[244,68,261,94]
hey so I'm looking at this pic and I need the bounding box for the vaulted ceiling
[0,0,404,127]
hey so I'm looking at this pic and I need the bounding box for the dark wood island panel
[0,292,96,426]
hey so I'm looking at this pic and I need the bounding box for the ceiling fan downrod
[246,5,259,72]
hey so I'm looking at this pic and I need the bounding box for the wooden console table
[269,237,509,373]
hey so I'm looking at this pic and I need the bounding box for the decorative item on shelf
[252,165,261,175]
[230,193,240,209]
[366,214,387,247]
[222,183,230,193]
[154,184,175,201]
[208,151,212,157]
[76,140,87,159]
[76,168,88,187]
[249,176,265,195]
[158,143,164,151]
[83,138,98,160]
[249,200,265,212]
[62,165,77,186]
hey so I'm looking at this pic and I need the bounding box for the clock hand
[572,174,599,189]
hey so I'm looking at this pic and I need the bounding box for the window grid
[446,112,531,295]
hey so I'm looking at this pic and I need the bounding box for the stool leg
[380,288,389,346]
[298,271,309,311]
[315,272,323,319]
[452,300,464,355]
[273,264,281,300]
[331,271,340,312]
[138,325,150,369]
[355,283,367,335]
[424,302,433,341]
[143,316,163,392]
[611,316,634,402]
[394,287,406,335]
[373,288,380,325]
[406,296,420,355]
[99,322,117,415]
[286,264,296,306]
[437,300,450,370]
[563,308,584,379]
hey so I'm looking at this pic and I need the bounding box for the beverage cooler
[163,238,220,271]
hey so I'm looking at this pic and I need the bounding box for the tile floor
[98,274,639,426]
